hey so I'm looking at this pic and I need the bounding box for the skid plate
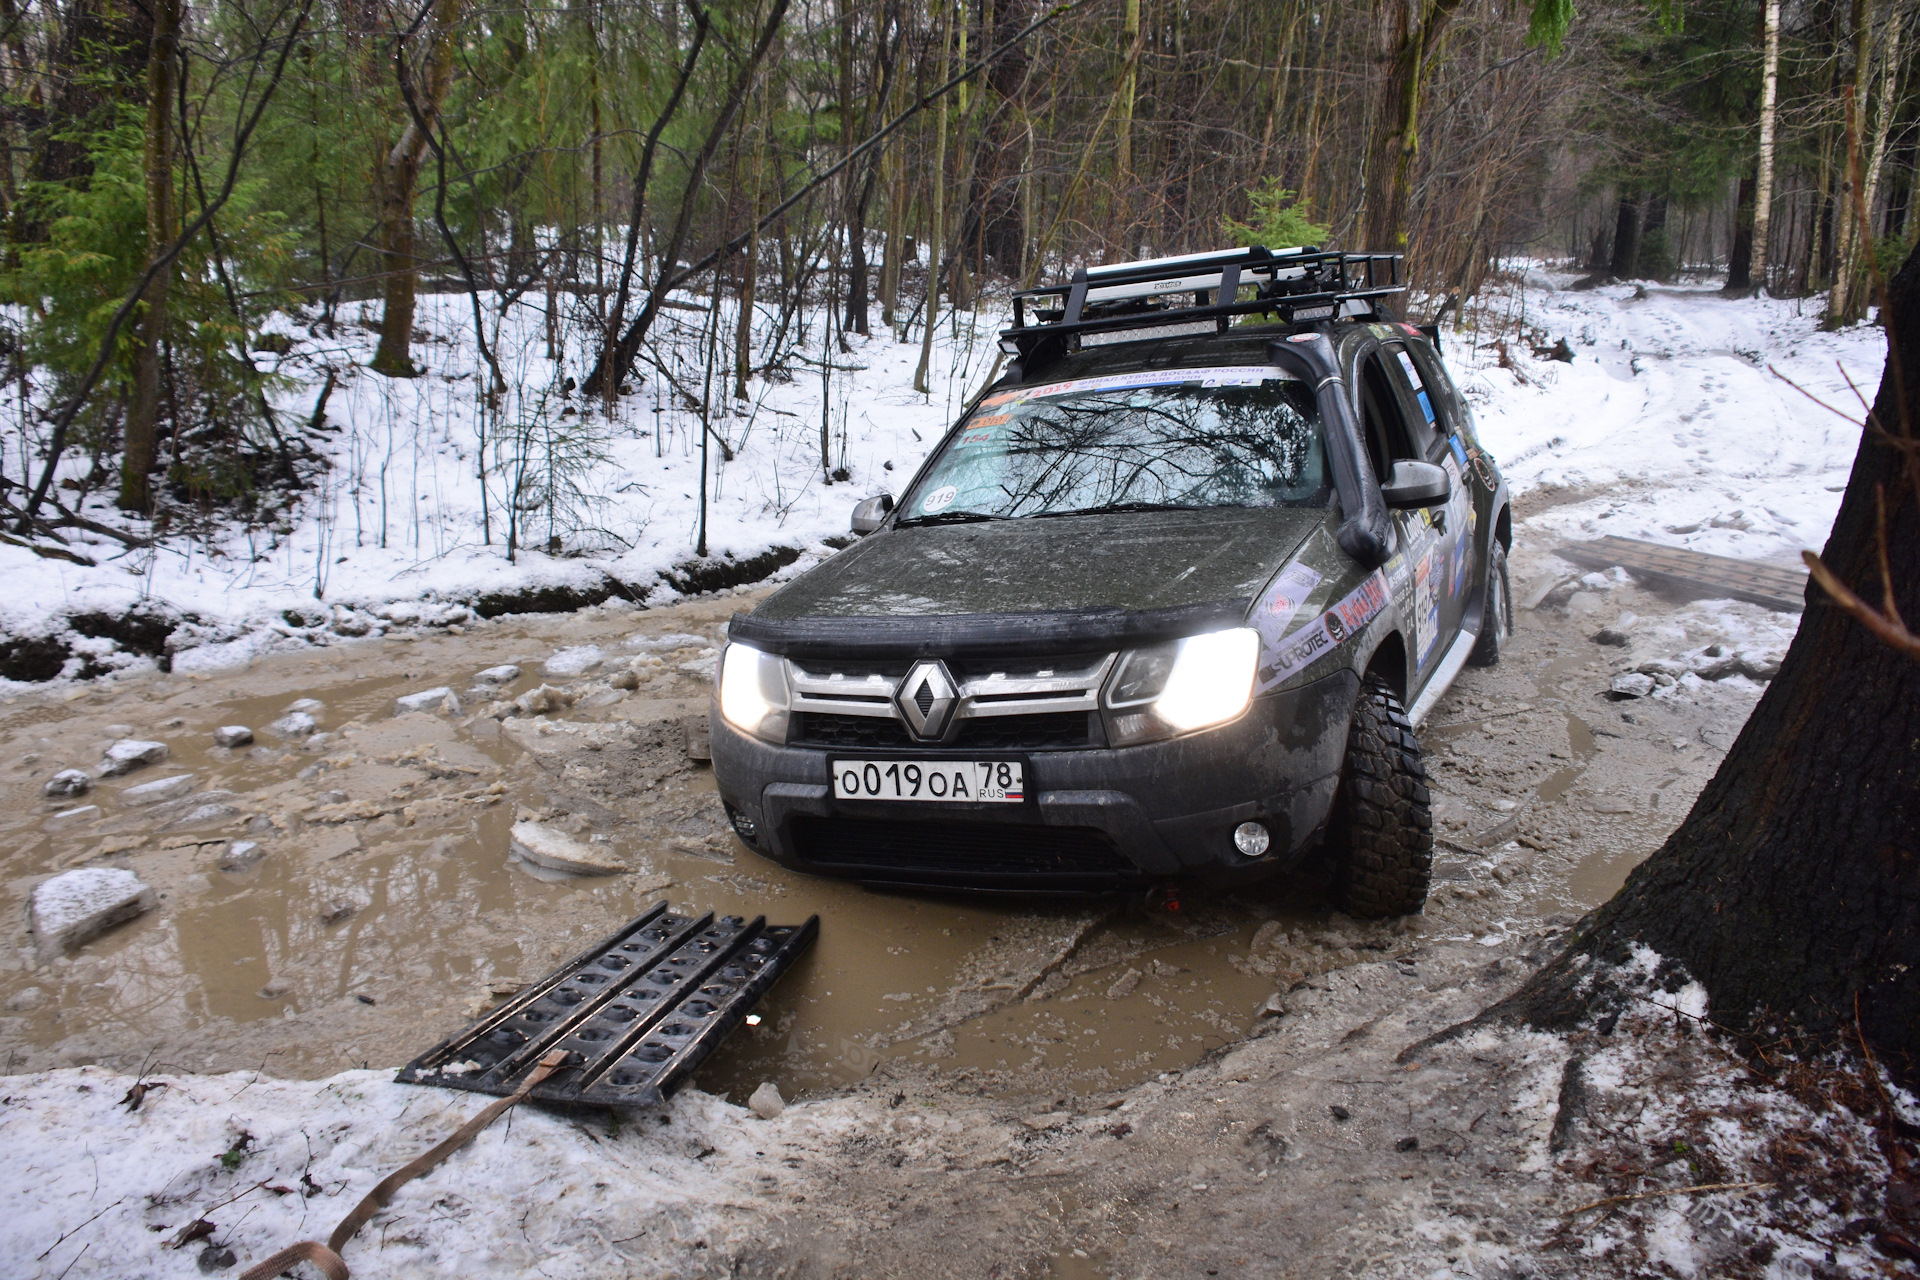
[396,902,817,1107]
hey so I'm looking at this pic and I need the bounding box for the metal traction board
[1554,536,1809,613]
[397,902,817,1107]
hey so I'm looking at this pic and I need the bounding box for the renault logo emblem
[897,660,958,740]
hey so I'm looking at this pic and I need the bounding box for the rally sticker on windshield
[1256,570,1392,691]
[979,366,1286,408]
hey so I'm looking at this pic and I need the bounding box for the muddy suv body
[711,247,1510,913]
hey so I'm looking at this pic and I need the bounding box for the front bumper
[710,668,1358,890]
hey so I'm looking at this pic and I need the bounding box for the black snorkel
[1268,333,1392,569]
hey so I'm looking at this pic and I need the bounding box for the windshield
[897,367,1327,523]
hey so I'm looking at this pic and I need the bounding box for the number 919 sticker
[832,759,1025,803]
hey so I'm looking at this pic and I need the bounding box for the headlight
[1104,627,1259,745]
[717,643,790,743]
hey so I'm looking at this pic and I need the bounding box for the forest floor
[2,277,1913,1278]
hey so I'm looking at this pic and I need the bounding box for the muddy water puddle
[1,587,1733,1104]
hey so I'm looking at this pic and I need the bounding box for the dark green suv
[711,247,1510,916]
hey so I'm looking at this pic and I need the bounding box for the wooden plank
[1554,535,1808,613]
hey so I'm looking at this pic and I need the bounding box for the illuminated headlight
[1103,627,1260,745]
[717,643,790,744]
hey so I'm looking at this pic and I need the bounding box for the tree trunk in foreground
[1503,244,1920,1075]
[118,0,181,513]
[1360,0,1466,257]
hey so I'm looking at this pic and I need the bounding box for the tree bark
[1360,0,1466,257]
[118,0,181,513]
[1497,242,1920,1076]
[1826,0,1876,325]
[1115,0,1138,183]
[369,0,466,378]
[1607,191,1642,279]
[1748,0,1780,294]
[1725,172,1756,294]
[913,0,954,396]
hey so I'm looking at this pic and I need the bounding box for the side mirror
[851,493,895,535]
[1380,459,1451,509]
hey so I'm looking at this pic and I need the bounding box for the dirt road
[3,527,1826,1277]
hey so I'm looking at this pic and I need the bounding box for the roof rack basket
[999,245,1403,360]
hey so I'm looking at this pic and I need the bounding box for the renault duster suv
[710,246,1510,916]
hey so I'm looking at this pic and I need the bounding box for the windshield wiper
[1031,501,1205,519]
[893,510,1007,528]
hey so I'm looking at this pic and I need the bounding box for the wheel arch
[1362,630,1410,705]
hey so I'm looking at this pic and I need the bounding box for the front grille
[790,816,1134,880]
[791,710,1095,750]
[791,713,913,749]
[951,712,1095,749]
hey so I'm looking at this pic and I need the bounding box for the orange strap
[239,1050,571,1280]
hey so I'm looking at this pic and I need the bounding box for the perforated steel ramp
[1555,536,1809,613]
[397,902,816,1107]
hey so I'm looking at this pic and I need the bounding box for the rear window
[898,367,1329,523]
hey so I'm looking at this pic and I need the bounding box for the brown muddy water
[0,578,1756,1106]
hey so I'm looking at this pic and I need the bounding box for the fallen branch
[1565,1180,1772,1216]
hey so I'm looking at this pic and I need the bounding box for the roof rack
[998,245,1404,360]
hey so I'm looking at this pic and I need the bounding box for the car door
[1352,343,1463,683]
[1381,341,1474,646]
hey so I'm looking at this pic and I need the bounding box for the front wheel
[1468,540,1511,667]
[1326,675,1433,918]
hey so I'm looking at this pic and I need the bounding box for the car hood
[752,506,1328,623]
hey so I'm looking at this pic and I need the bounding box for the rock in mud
[1591,612,1638,646]
[30,867,157,962]
[474,664,520,685]
[49,804,100,826]
[219,841,263,871]
[212,725,254,748]
[44,768,93,797]
[266,711,318,738]
[544,646,605,676]
[1608,672,1656,699]
[748,1082,786,1119]
[121,774,195,806]
[607,669,641,690]
[1106,968,1143,1000]
[319,899,360,926]
[512,684,576,716]
[393,686,462,715]
[287,698,324,714]
[100,739,168,776]
[509,821,628,876]
[163,802,241,830]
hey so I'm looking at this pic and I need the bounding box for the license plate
[831,759,1025,803]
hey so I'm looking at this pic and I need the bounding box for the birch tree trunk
[369,0,466,378]
[1747,0,1780,294]
[118,0,181,512]
[1858,8,1902,267]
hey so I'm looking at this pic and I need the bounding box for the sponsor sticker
[1415,550,1441,666]
[1254,561,1324,642]
[1257,569,1392,691]
[980,365,1286,408]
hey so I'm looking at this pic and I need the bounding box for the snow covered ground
[0,267,1887,692]
[0,273,1900,1275]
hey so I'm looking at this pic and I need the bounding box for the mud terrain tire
[1468,540,1511,667]
[1327,676,1432,918]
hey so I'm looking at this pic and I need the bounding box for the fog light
[1233,821,1271,858]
